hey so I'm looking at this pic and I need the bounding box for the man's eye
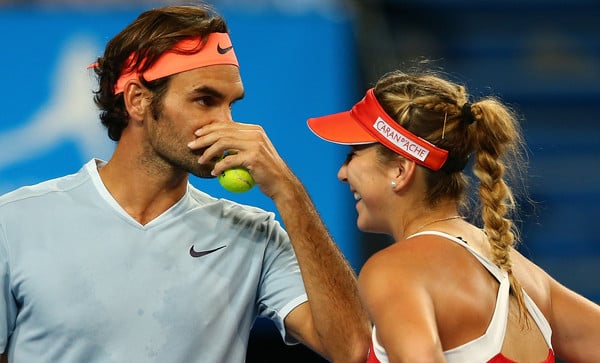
[196,96,215,106]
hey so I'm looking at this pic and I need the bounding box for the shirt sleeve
[0,223,17,354]
[256,218,308,345]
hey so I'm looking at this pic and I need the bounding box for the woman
[307,70,600,362]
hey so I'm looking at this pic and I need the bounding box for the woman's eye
[344,152,355,164]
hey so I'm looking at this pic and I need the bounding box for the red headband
[90,32,239,94]
[307,88,449,171]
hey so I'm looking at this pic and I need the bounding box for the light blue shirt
[0,159,307,362]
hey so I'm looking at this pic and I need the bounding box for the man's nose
[214,106,233,123]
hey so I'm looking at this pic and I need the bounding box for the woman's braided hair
[374,69,530,322]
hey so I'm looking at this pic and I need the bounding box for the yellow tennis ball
[218,167,255,193]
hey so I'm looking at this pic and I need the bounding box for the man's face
[143,64,244,178]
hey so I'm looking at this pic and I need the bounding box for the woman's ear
[122,80,150,123]
[390,157,417,192]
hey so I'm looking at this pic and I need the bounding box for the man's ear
[390,157,417,192]
[122,80,150,123]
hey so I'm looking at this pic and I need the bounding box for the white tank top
[369,230,553,363]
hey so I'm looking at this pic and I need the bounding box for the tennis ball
[218,167,255,193]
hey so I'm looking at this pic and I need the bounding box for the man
[0,4,370,362]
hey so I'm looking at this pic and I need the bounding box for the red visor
[307,88,449,171]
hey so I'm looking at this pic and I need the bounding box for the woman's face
[337,145,397,234]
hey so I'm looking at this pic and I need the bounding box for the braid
[471,99,530,325]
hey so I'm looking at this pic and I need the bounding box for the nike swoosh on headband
[217,44,233,54]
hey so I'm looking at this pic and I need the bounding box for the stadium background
[0,0,598,361]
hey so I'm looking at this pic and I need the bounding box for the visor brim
[307,110,376,145]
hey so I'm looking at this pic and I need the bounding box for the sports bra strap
[409,230,506,282]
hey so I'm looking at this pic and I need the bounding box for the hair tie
[440,154,471,174]
[461,103,475,125]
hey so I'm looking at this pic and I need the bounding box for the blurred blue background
[0,0,598,361]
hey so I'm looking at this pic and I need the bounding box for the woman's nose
[337,163,347,183]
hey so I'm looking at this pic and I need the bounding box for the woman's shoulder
[359,233,477,292]
[510,249,553,315]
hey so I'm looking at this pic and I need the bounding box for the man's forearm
[273,178,371,362]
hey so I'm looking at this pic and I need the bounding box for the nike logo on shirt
[189,245,227,258]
